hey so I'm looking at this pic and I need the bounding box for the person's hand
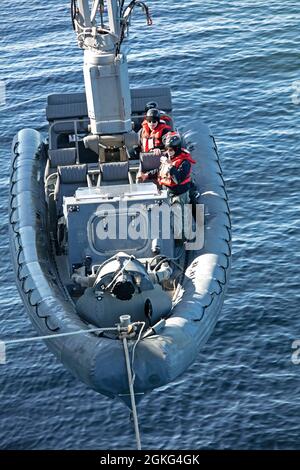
[137,171,148,182]
[152,148,161,156]
[161,154,172,164]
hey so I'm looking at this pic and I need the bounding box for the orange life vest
[141,120,171,152]
[158,150,196,188]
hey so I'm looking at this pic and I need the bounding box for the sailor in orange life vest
[137,132,196,241]
[140,108,171,156]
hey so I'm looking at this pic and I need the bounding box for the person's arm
[169,160,191,184]
[137,168,159,182]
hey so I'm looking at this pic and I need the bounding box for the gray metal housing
[62,184,174,270]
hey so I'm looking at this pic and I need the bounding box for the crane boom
[73,1,131,137]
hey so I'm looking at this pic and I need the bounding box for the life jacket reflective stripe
[141,121,171,152]
[158,150,196,188]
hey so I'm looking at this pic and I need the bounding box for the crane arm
[70,0,152,148]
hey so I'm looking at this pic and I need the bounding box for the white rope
[122,336,142,450]
[2,326,119,346]
[131,322,145,385]
[0,96,46,112]
[0,326,119,365]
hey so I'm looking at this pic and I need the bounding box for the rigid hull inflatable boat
[9,1,231,405]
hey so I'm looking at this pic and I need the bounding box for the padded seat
[100,161,131,186]
[45,148,77,180]
[131,87,172,115]
[46,87,173,123]
[54,164,88,215]
[46,93,88,122]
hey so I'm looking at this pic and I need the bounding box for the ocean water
[0,0,300,450]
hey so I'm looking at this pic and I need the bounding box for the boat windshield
[75,183,162,200]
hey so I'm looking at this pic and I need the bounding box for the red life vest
[141,120,171,152]
[158,150,196,188]
[160,114,173,126]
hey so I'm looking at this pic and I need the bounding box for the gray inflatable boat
[9,1,231,406]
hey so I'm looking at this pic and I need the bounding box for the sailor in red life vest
[144,101,173,128]
[137,132,196,242]
[140,108,171,156]
[138,131,196,196]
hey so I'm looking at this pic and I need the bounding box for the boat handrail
[45,172,58,202]
[49,118,89,151]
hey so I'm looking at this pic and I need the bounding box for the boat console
[62,183,175,274]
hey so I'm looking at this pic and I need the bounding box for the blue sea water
[0,0,300,450]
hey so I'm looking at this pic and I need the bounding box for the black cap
[146,108,160,122]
